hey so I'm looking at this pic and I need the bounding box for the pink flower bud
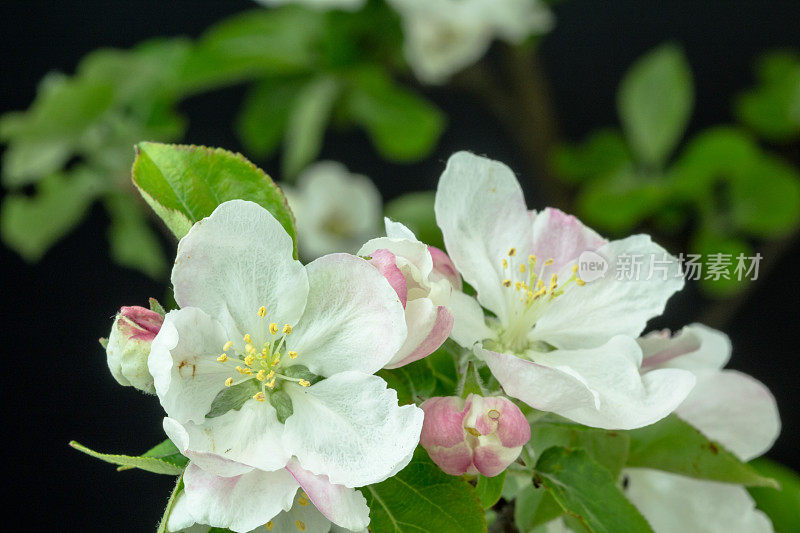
[420,394,530,477]
[105,305,163,393]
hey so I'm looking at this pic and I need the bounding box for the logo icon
[578,251,608,283]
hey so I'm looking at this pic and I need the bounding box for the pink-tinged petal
[287,254,407,377]
[435,151,534,324]
[420,396,468,448]
[180,463,299,533]
[164,418,253,478]
[640,327,702,369]
[286,459,370,531]
[531,208,607,274]
[480,337,696,430]
[358,234,433,281]
[472,443,522,478]
[448,290,495,348]
[428,246,463,290]
[118,305,163,341]
[368,249,408,307]
[642,323,731,372]
[677,369,780,461]
[465,395,530,448]
[425,441,475,476]
[386,302,454,369]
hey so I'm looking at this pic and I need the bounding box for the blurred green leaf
[283,76,341,179]
[476,471,506,509]
[691,229,753,298]
[384,191,444,249]
[426,342,460,397]
[730,154,800,238]
[535,447,653,532]
[618,44,693,167]
[346,67,444,162]
[236,76,308,158]
[736,51,800,142]
[553,129,631,183]
[627,414,777,487]
[748,458,800,533]
[131,142,296,250]
[104,193,167,279]
[1,168,100,261]
[377,357,436,406]
[514,484,563,532]
[532,420,630,478]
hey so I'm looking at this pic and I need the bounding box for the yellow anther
[253,392,266,402]
[256,370,266,381]
[544,258,554,266]
[576,278,586,286]
[244,334,252,345]
[266,378,276,389]
[465,427,481,437]
[225,377,234,387]
[269,323,279,335]
[502,279,512,287]
[236,366,252,375]
[265,522,274,531]
[528,254,536,264]
[298,496,309,506]
[299,379,311,387]
[245,344,255,355]
[488,409,501,420]
[514,281,523,290]
[571,264,579,273]
[502,258,508,269]
[537,279,545,290]
[217,354,228,363]
[222,341,233,352]
[508,247,517,257]
[282,324,292,334]
[244,354,255,366]
[271,356,281,367]
[526,290,534,300]
[296,521,306,531]
[519,264,527,273]
[289,351,298,359]
[257,306,267,318]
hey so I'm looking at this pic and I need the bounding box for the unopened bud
[420,394,530,477]
[105,305,163,394]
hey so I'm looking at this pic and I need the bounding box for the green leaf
[346,67,444,162]
[377,357,436,406]
[363,448,486,533]
[149,297,167,316]
[618,43,693,167]
[131,142,296,249]
[690,230,753,298]
[553,129,631,184]
[532,420,630,478]
[626,414,778,488]
[69,441,184,475]
[104,193,167,279]
[514,484,564,532]
[270,390,294,424]
[157,474,184,533]
[459,361,486,398]
[425,343,460,397]
[283,76,340,179]
[535,447,653,533]
[236,77,307,158]
[117,439,188,472]
[384,191,444,250]
[206,379,261,419]
[476,471,506,509]
[748,458,800,533]
[1,168,99,261]
[736,51,800,142]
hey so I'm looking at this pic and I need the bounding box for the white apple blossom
[546,324,779,533]
[148,200,423,530]
[386,0,554,84]
[358,218,459,368]
[434,151,696,430]
[255,0,365,11]
[282,161,382,260]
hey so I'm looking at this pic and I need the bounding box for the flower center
[216,305,311,404]
[497,247,586,352]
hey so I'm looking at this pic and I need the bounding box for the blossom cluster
[104,151,780,533]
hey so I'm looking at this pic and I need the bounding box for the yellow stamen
[544,258,554,266]
[502,279,512,287]
[299,379,311,387]
[265,522,274,531]
[528,254,536,264]
[257,306,267,318]
[576,278,586,286]
[282,324,292,334]
[289,351,298,359]
[225,377,234,387]
[508,247,516,257]
[571,264,578,273]
[269,323,279,335]
[271,356,281,367]
[245,344,255,355]
[244,354,255,366]
[296,521,306,531]
[519,264,527,273]
[266,378,276,389]
[244,334,252,345]
[217,354,228,363]
[253,392,266,402]
[256,370,266,381]
[514,281,523,290]
[222,341,233,352]
[502,258,508,269]
[298,496,309,506]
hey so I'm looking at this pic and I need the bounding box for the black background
[1,1,799,530]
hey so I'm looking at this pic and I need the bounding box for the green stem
[157,472,185,533]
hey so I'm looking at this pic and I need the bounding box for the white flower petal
[286,459,370,530]
[435,151,534,324]
[531,207,607,274]
[532,235,684,349]
[288,254,407,376]
[448,290,495,348]
[625,468,774,533]
[149,308,231,424]
[163,400,290,475]
[180,463,299,533]
[677,369,780,461]
[164,417,253,478]
[358,236,433,281]
[480,337,696,430]
[167,493,197,532]
[641,323,731,372]
[384,217,418,241]
[172,200,309,341]
[386,299,453,369]
[283,372,424,487]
